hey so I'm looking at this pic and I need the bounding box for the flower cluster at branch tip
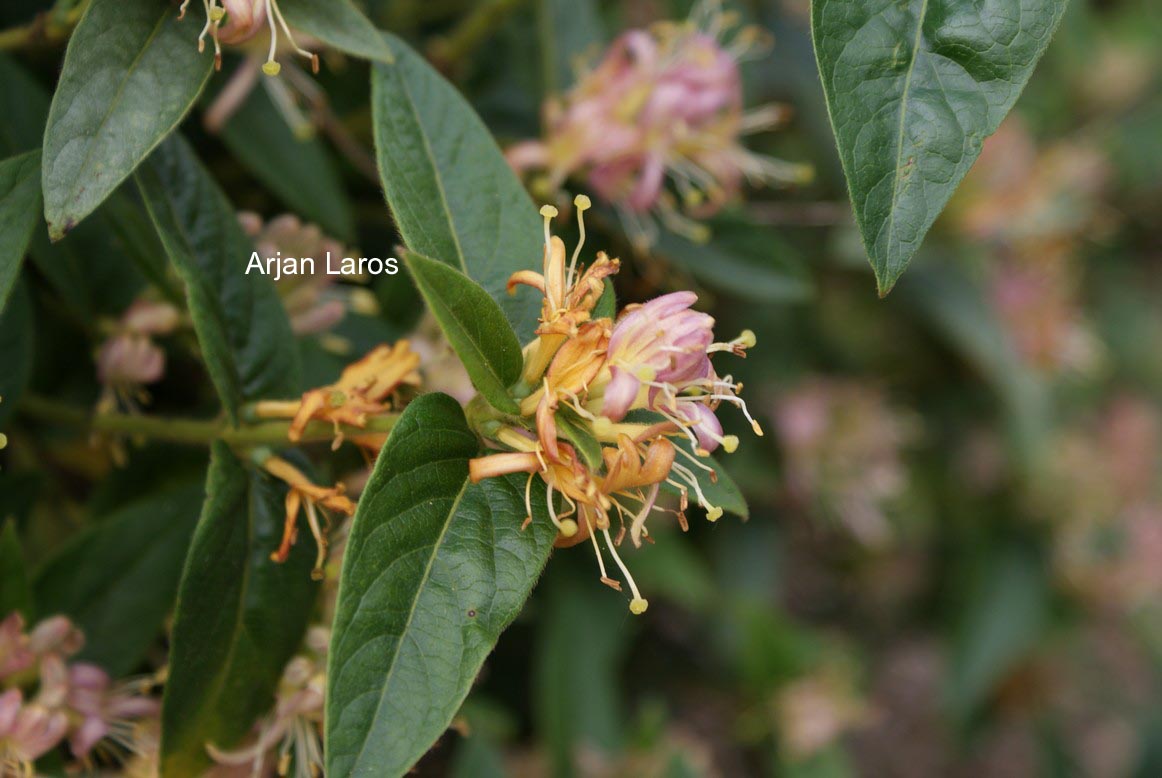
[178,0,317,76]
[96,298,182,414]
[469,198,759,614]
[263,456,355,581]
[208,626,328,778]
[0,612,159,776]
[507,0,811,247]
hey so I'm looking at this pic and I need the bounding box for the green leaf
[33,479,205,677]
[404,251,523,414]
[0,150,41,314]
[0,54,50,156]
[0,520,34,620]
[0,280,32,429]
[215,79,355,242]
[555,414,603,471]
[41,0,212,239]
[811,0,1069,292]
[161,443,318,776]
[654,219,812,303]
[136,136,300,421]
[534,568,631,774]
[948,544,1049,717]
[327,393,557,778]
[279,0,394,63]
[372,33,543,336]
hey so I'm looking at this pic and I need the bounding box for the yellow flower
[263,456,355,580]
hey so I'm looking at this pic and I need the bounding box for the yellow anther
[737,329,756,348]
[209,6,226,21]
[262,60,282,76]
[629,598,649,615]
[558,519,578,537]
[574,194,592,210]
[0,433,7,450]
[706,506,723,522]
[751,420,764,437]
[539,205,559,219]
[721,435,739,453]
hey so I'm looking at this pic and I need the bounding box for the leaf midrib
[390,63,468,274]
[345,471,472,775]
[883,0,930,276]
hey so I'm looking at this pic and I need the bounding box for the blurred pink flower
[0,688,69,774]
[508,0,809,246]
[773,379,918,547]
[95,299,182,411]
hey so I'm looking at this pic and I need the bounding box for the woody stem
[17,395,398,447]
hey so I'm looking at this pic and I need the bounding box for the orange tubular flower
[263,456,355,580]
[255,342,421,450]
[510,198,620,383]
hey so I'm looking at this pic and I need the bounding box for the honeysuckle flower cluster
[506,0,810,246]
[239,212,377,338]
[208,626,327,778]
[178,0,317,76]
[95,298,183,414]
[773,379,918,548]
[468,198,760,614]
[253,342,421,451]
[0,612,159,775]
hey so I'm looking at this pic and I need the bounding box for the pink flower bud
[97,334,166,386]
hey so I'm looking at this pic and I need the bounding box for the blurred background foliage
[3,0,1162,775]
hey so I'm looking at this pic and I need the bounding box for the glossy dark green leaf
[812,0,1069,292]
[33,479,204,677]
[215,80,355,242]
[136,136,300,421]
[327,393,557,778]
[41,0,212,239]
[372,33,543,336]
[555,414,603,471]
[279,0,394,63]
[0,150,41,314]
[0,521,33,620]
[404,251,523,414]
[161,443,318,776]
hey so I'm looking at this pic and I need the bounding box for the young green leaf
[161,443,318,776]
[136,136,301,421]
[372,33,543,335]
[593,278,616,321]
[327,393,557,778]
[0,150,41,315]
[812,0,1069,293]
[0,520,34,620]
[41,0,212,240]
[404,251,523,414]
[33,479,205,677]
[278,0,394,63]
